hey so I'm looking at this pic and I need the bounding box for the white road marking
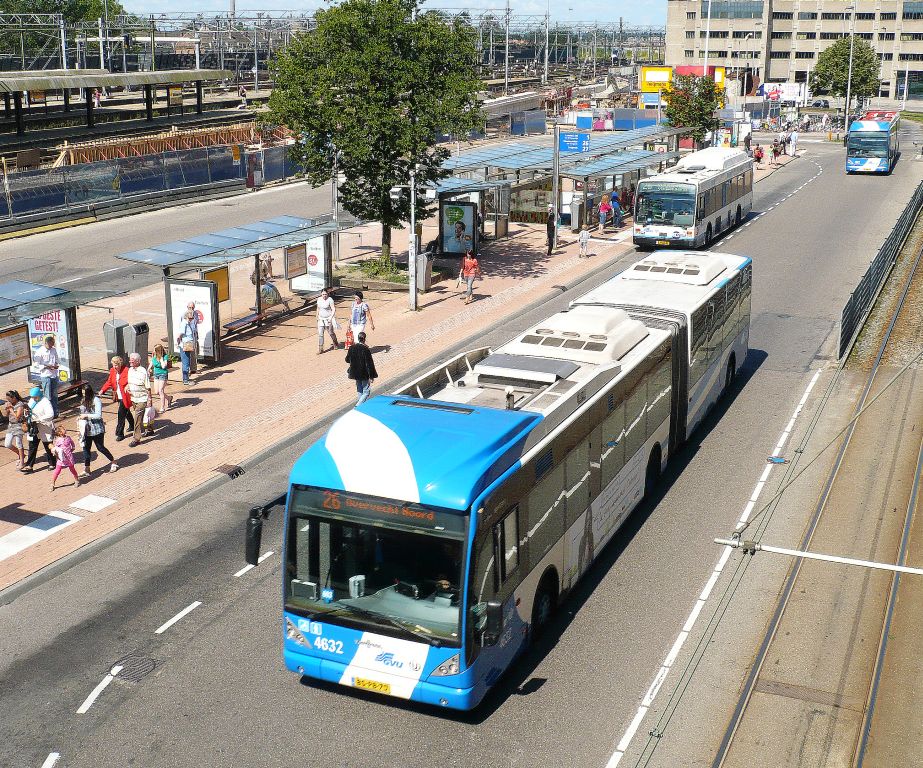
[154,601,202,635]
[98,267,122,274]
[41,752,60,768]
[0,511,82,562]
[56,276,84,284]
[233,550,274,577]
[604,368,823,767]
[69,494,116,514]
[76,665,123,714]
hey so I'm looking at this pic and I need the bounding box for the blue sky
[123,0,667,27]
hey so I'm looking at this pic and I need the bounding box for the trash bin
[103,319,129,362]
[415,251,432,293]
[122,322,150,368]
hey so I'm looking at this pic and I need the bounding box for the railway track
[711,215,923,766]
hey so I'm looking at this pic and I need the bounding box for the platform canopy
[0,69,232,93]
[116,214,356,270]
[558,149,682,179]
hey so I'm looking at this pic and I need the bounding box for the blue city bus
[248,250,752,710]
[846,110,900,174]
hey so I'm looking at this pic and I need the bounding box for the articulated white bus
[633,148,753,250]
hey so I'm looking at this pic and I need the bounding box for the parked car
[811,99,830,108]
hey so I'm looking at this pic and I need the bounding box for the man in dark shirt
[546,206,556,255]
[345,331,378,406]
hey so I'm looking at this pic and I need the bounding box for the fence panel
[207,145,244,183]
[262,146,286,182]
[163,149,212,190]
[7,167,68,217]
[117,156,166,197]
[64,161,122,208]
[839,180,923,358]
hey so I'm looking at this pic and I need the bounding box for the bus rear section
[634,148,753,249]
[846,111,899,174]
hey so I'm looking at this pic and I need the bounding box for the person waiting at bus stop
[176,310,199,385]
[345,332,377,406]
[99,355,133,441]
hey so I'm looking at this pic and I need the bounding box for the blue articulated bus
[846,110,900,174]
[248,249,752,710]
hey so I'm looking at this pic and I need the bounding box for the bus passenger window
[495,507,520,584]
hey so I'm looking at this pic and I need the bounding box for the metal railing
[839,179,923,359]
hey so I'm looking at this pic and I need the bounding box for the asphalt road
[0,180,332,295]
[2,131,921,768]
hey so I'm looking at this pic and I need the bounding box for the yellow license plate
[353,677,391,695]
[656,239,670,245]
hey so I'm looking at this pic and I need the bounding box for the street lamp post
[408,166,417,311]
[703,0,714,74]
[844,5,856,123]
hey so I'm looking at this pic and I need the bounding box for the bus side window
[721,181,728,208]
[740,264,752,333]
[648,343,672,435]
[467,533,498,663]
[725,274,740,345]
[494,507,520,585]
[706,294,725,363]
[601,398,626,487]
[624,367,648,457]
[526,463,565,563]
[690,303,710,387]
[565,440,591,528]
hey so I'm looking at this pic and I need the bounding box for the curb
[0,241,636,606]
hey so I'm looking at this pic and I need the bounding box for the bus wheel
[705,224,713,247]
[736,206,742,226]
[723,354,736,396]
[531,570,558,641]
[644,445,662,498]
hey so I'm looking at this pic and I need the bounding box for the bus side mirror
[245,508,266,566]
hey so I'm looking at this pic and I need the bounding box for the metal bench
[222,312,265,333]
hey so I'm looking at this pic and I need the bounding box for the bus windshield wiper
[332,603,442,646]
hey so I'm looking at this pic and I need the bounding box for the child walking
[579,226,591,258]
[51,425,80,491]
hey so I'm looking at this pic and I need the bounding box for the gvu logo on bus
[375,652,403,668]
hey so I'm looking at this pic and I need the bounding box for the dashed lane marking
[154,601,202,635]
[76,664,123,714]
[233,550,274,578]
[41,753,60,768]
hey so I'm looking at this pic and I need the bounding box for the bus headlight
[431,653,460,677]
[686,229,695,236]
[285,617,309,647]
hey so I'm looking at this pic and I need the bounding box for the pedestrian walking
[99,356,133,441]
[770,140,781,166]
[459,250,482,304]
[3,390,25,469]
[743,132,752,154]
[93,88,101,108]
[50,425,80,491]
[22,387,55,473]
[753,144,764,168]
[316,288,340,354]
[176,309,198,385]
[346,331,378,406]
[579,226,591,258]
[546,207,557,254]
[789,129,799,156]
[33,334,60,417]
[77,384,117,477]
[611,195,623,228]
[126,352,152,446]
[237,84,248,109]
[149,343,174,414]
[349,291,375,341]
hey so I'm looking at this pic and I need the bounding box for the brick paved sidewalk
[0,220,636,594]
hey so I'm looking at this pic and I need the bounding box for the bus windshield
[286,487,467,647]
[847,132,890,158]
[635,182,696,227]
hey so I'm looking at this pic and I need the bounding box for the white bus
[633,148,754,250]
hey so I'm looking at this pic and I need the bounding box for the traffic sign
[558,131,591,154]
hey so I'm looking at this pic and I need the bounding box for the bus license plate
[656,239,670,245]
[353,677,391,695]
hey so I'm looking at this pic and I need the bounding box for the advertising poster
[284,243,308,279]
[440,202,476,256]
[203,266,230,303]
[27,310,74,384]
[166,279,219,362]
[168,86,183,107]
[290,236,328,294]
[0,324,31,377]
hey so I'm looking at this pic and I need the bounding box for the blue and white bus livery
[846,110,900,174]
[248,249,753,710]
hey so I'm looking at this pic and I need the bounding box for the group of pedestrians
[317,289,379,406]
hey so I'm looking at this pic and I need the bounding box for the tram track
[711,213,923,767]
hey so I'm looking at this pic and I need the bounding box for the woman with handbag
[78,384,117,477]
[176,310,198,386]
[149,343,174,414]
[22,386,55,472]
[3,390,25,468]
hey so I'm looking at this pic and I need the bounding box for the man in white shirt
[126,352,151,446]
[33,335,60,417]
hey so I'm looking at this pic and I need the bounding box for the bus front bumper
[285,647,482,710]
[633,233,696,248]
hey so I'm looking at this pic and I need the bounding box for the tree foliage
[266,0,483,259]
[810,37,880,104]
[662,74,722,144]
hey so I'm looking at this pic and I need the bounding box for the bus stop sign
[559,131,591,154]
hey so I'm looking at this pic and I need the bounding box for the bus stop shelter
[432,176,514,244]
[0,280,122,398]
[116,214,355,363]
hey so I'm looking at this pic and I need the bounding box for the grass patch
[344,257,410,284]
[902,111,923,125]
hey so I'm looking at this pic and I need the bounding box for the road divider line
[154,601,202,634]
[258,550,274,563]
[604,368,823,767]
[41,752,60,768]
[76,665,123,714]
[234,550,274,577]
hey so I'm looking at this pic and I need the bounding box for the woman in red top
[459,251,482,305]
[98,355,134,441]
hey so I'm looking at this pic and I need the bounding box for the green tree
[810,37,880,106]
[662,74,722,144]
[266,0,483,261]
